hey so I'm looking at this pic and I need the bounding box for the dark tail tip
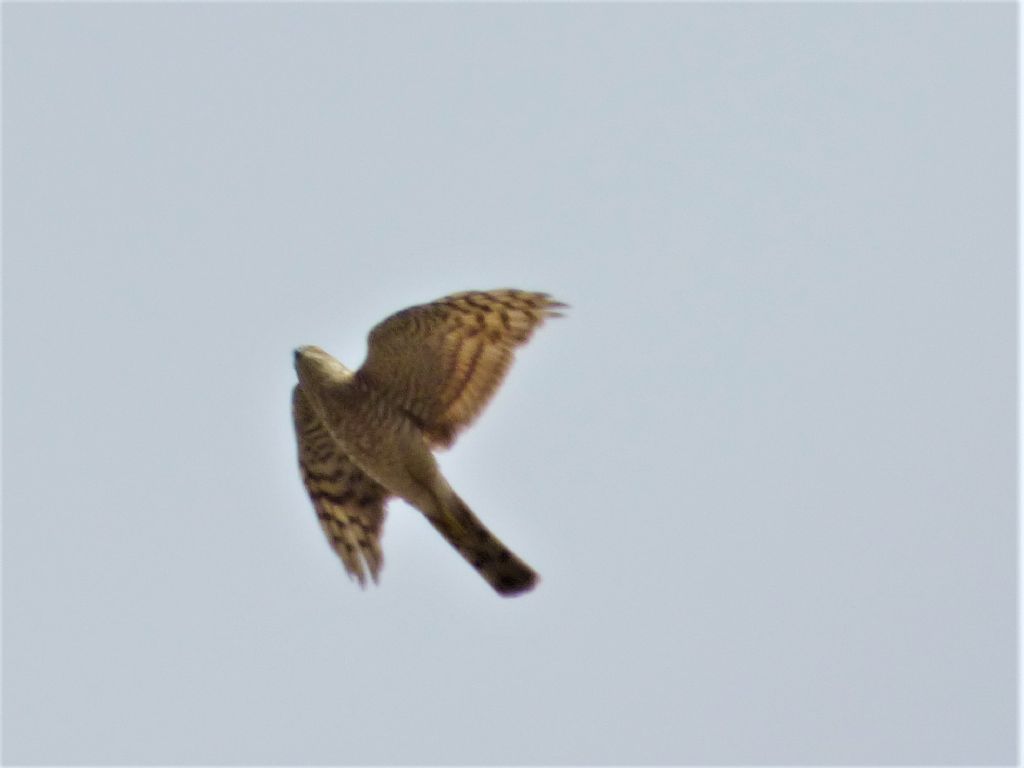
[493,566,540,597]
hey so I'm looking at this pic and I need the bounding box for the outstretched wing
[356,289,565,448]
[292,386,390,585]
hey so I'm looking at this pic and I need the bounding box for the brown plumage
[291,289,565,596]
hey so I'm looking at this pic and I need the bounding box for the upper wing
[292,386,390,585]
[356,289,565,448]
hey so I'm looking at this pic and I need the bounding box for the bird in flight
[292,289,565,597]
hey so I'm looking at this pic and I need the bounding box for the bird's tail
[426,492,538,597]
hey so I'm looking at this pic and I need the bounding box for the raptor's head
[294,345,352,389]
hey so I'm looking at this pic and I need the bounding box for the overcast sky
[4,3,1016,765]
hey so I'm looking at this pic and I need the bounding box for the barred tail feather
[428,493,538,597]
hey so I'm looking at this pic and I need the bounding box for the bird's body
[291,289,564,597]
[296,356,437,508]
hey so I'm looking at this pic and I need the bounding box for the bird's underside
[291,289,565,597]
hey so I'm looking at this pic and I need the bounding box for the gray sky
[3,3,1016,765]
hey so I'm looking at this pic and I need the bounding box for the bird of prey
[292,289,565,597]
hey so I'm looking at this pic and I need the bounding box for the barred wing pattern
[292,386,390,585]
[357,290,565,448]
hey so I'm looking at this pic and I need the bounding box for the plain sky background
[2,3,1016,765]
